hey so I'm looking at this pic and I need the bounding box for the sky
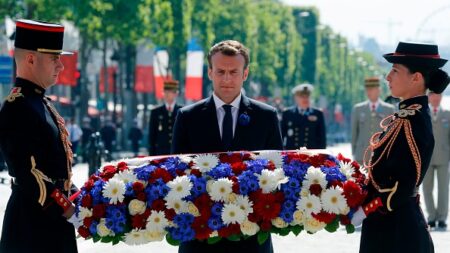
[282,0,450,49]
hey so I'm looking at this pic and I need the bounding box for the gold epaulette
[397,104,422,118]
[5,87,24,102]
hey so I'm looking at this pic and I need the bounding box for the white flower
[193,154,219,173]
[256,151,284,168]
[97,219,112,237]
[102,178,126,204]
[78,206,92,220]
[146,211,169,232]
[128,199,146,216]
[209,178,233,202]
[303,166,327,190]
[339,161,355,180]
[291,210,305,225]
[124,229,148,245]
[303,217,326,233]
[143,230,166,242]
[240,220,260,236]
[321,186,348,214]
[221,203,246,225]
[179,155,193,164]
[272,217,288,228]
[257,169,289,193]
[296,194,322,217]
[167,175,193,200]
[235,195,253,215]
[165,198,189,214]
[113,169,138,184]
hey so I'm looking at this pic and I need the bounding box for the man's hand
[351,207,366,227]
[66,210,82,229]
[63,204,75,219]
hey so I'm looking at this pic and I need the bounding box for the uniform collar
[398,95,428,110]
[15,77,46,97]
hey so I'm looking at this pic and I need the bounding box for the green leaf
[325,217,339,233]
[207,236,222,244]
[165,233,180,246]
[100,236,113,243]
[292,225,303,236]
[279,227,290,236]
[93,235,101,243]
[112,236,121,245]
[227,234,241,241]
[257,231,270,245]
[346,224,355,234]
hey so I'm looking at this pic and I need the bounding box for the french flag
[185,38,204,101]
[153,49,170,100]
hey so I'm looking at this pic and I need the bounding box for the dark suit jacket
[148,104,181,155]
[171,95,282,253]
[281,106,326,149]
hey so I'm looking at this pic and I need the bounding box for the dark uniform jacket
[148,103,181,155]
[171,95,282,253]
[0,78,78,253]
[360,96,434,253]
[281,106,326,149]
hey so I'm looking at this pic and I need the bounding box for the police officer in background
[281,83,326,149]
[423,91,449,230]
[148,79,182,155]
[351,77,395,164]
[0,19,78,253]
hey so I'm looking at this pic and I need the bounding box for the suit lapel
[232,96,253,149]
[203,96,223,149]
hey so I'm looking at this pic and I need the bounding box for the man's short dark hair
[207,40,250,69]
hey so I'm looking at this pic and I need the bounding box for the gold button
[56,192,60,197]
[60,198,64,203]
[63,203,67,206]
[375,200,378,204]
[365,207,369,211]
[370,203,373,208]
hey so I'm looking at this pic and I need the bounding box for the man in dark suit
[0,19,78,253]
[148,79,182,155]
[281,83,326,150]
[172,40,282,253]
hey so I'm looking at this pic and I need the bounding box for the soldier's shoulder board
[5,87,24,103]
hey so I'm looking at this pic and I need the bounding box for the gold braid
[363,104,422,191]
[44,98,73,192]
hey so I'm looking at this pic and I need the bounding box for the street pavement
[0,143,449,252]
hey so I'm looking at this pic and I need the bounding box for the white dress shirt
[165,101,176,112]
[212,92,241,138]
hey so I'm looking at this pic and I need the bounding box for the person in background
[128,119,143,156]
[422,91,449,230]
[281,83,326,149]
[65,117,82,155]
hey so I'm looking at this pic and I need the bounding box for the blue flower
[105,205,127,234]
[321,166,346,182]
[162,157,189,176]
[207,163,232,179]
[191,177,206,197]
[173,213,194,226]
[89,221,98,235]
[208,216,224,230]
[124,182,135,198]
[211,202,224,216]
[238,113,250,126]
[245,159,269,174]
[280,209,294,223]
[282,200,296,211]
[134,164,156,181]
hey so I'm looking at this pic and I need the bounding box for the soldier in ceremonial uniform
[423,91,449,230]
[0,19,79,253]
[281,83,326,149]
[351,77,395,164]
[351,42,450,253]
[148,79,182,155]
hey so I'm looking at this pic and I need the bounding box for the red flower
[152,199,166,211]
[219,152,251,164]
[131,214,147,229]
[190,169,202,177]
[81,194,92,207]
[192,216,213,240]
[252,191,281,221]
[83,217,93,228]
[100,165,117,180]
[247,212,259,223]
[136,192,146,201]
[260,220,272,231]
[231,162,247,175]
[336,153,351,163]
[351,160,360,170]
[132,181,145,192]
[83,179,95,191]
[329,180,343,188]
[165,209,176,220]
[92,204,106,219]
[117,161,128,172]
[78,226,90,238]
[266,161,276,171]
[175,169,186,177]
[312,211,336,223]
[194,194,212,218]
[150,168,173,183]
[308,154,328,167]
[343,181,366,208]
[340,215,351,225]
[285,153,309,164]
[309,184,322,196]
[324,160,336,167]
[218,224,240,238]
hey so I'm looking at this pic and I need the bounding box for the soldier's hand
[351,206,366,227]
[63,203,75,219]
[67,212,82,229]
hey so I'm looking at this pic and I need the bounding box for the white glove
[67,213,82,229]
[351,207,367,227]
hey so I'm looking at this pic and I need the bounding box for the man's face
[294,94,310,108]
[32,52,64,88]
[208,52,249,103]
[428,92,442,107]
[365,86,380,102]
[163,90,178,104]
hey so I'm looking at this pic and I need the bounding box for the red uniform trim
[16,21,64,32]
[51,189,72,212]
[393,52,441,59]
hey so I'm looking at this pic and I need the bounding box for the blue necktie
[222,104,233,150]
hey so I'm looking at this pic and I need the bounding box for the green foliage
[257,231,270,245]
